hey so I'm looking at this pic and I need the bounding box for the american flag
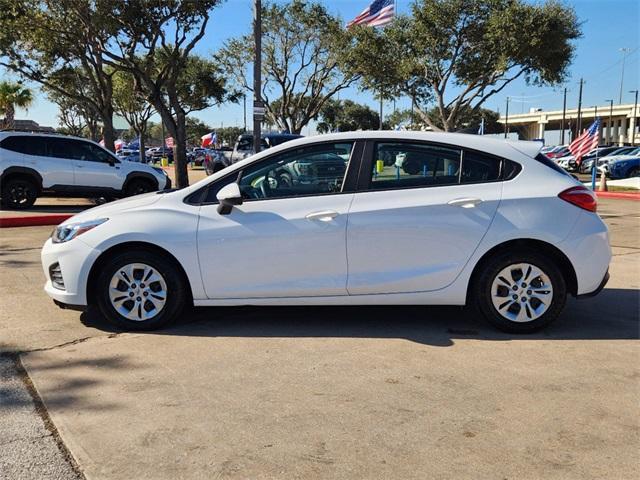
[568,118,600,162]
[347,0,395,28]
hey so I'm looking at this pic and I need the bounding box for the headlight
[152,166,167,175]
[52,218,108,243]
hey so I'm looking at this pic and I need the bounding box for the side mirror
[216,182,243,215]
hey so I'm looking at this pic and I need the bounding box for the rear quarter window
[0,136,47,156]
[535,153,571,176]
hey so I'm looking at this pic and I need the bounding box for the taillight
[558,186,597,212]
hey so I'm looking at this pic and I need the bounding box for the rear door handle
[447,197,483,208]
[306,210,339,222]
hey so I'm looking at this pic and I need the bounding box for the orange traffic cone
[599,170,608,192]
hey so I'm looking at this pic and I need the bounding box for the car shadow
[80,287,640,347]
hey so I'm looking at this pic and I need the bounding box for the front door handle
[447,197,483,208]
[306,210,339,222]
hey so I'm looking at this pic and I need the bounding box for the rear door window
[370,142,462,190]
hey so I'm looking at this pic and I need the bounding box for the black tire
[125,178,155,197]
[1,177,38,209]
[95,250,187,331]
[472,250,567,333]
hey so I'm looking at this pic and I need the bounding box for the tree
[185,117,212,147]
[347,0,581,131]
[0,81,33,129]
[316,99,381,133]
[216,126,245,147]
[218,0,358,134]
[96,1,234,188]
[44,77,102,140]
[425,105,501,133]
[112,70,155,162]
[385,109,414,130]
[0,0,119,150]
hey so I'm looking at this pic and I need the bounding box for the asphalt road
[1,198,638,479]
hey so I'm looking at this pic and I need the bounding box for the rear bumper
[576,270,609,299]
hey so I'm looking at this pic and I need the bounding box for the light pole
[560,88,567,144]
[253,0,263,153]
[504,97,510,138]
[630,89,639,146]
[605,99,613,145]
[619,48,631,104]
[576,78,584,135]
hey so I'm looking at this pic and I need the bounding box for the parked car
[41,131,610,334]
[596,147,640,176]
[608,156,640,179]
[0,132,171,209]
[230,132,303,163]
[147,147,173,162]
[543,145,570,159]
[117,150,142,163]
[578,146,637,173]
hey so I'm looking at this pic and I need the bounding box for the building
[498,103,639,145]
[2,119,56,132]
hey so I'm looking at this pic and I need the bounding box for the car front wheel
[95,250,187,330]
[473,251,567,333]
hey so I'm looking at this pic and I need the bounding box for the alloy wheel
[490,263,553,323]
[108,263,167,321]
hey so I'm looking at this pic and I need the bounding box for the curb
[595,191,640,201]
[0,214,73,228]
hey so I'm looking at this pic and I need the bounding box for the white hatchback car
[41,132,611,333]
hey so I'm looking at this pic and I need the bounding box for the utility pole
[576,78,584,136]
[605,99,613,145]
[379,92,383,130]
[410,89,415,129]
[252,0,263,153]
[630,89,639,146]
[243,94,247,132]
[561,88,567,144]
[619,48,631,104]
[504,97,510,138]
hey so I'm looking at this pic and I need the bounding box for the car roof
[0,131,93,143]
[259,131,543,159]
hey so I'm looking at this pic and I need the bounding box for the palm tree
[0,81,33,129]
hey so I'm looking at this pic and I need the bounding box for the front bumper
[41,237,101,307]
[164,175,172,189]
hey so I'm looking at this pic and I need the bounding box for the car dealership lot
[1,198,638,479]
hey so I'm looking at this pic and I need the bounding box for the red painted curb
[595,191,640,201]
[0,214,73,228]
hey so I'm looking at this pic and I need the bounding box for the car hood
[60,192,163,225]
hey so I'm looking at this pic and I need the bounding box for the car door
[346,140,503,295]
[21,136,76,189]
[196,141,361,299]
[69,140,124,189]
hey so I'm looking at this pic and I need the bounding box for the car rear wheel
[1,177,38,209]
[628,167,639,177]
[473,251,567,333]
[95,250,187,330]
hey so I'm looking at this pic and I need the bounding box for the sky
[3,0,639,135]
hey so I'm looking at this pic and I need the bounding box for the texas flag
[201,132,217,148]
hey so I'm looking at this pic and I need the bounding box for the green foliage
[316,99,381,133]
[218,0,358,134]
[347,0,581,131]
[0,81,33,128]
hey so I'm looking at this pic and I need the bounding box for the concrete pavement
[1,198,638,479]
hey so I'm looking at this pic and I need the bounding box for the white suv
[0,132,171,209]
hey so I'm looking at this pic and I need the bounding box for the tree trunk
[138,129,146,164]
[173,110,189,189]
[5,104,15,129]
[101,106,116,152]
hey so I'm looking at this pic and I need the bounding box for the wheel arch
[467,238,578,301]
[123,172,159,192]
[86,241,193,306]
[0,166,43,192]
